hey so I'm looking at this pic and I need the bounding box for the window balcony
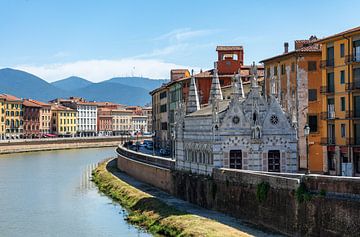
[320,59,335,69]
[321,137,336,145]
[346,137,360,146]
[320,85,335,94]
[345,81,360,91]
[345,54,360,64]
[345,110,360,119]
[320,111,336,120]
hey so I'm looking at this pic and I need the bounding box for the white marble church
[174,63,298,175]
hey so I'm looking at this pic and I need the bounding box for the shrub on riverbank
[92,159,248,237]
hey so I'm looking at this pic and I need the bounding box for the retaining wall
[116,146,360,236]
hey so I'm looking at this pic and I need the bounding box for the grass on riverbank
[92,159,250,237]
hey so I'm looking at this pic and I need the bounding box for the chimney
[284,42,289,53]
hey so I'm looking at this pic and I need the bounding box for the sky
[0,0,359,82]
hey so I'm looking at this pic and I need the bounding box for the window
[308,61,317,71]
[229,150,242,169]
[291,62,295,72]
[328,151,336,171]
[159,91,167,99]
[160,104,167,113]
[340,97,345,111]
[266,68,270,78]
[308,89,317,101]
[274,66,278,76]
[268,150,280,172]
[161,122,167,130]
[281,64,286,75]
[340,70,345,84]
[341,124,346,138]
[340,43,345,57]
[327,72,335,92]
[308,115,318,133]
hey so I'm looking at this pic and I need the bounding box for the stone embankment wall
[116,146,360,236]
[0,137,135,154]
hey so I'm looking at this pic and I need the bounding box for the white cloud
[13,58,200,82]
[154,28,220,42]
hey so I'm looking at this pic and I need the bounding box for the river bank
[92,158,275,237]
[0,137,126,154]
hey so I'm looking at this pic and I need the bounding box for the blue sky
[0,0,359,82]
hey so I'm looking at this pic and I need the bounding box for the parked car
[159,148,171,156]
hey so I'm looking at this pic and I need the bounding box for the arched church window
[229,150,242,169]
[253,112,257,124]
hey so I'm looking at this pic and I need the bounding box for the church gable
[219,100,249,130]
[262,99,293,132]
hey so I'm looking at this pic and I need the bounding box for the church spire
[208,62,223,105]
[186,70,200,114]
[232,69,245,100]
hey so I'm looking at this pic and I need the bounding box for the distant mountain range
[0,68,169,105]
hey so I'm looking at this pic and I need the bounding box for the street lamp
[304,124,310,174]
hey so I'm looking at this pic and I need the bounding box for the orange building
[260,36,323,173]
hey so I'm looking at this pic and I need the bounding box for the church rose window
[270,115,279,125]
[232,116,240,124]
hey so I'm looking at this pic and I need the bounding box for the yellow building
[317,26,360,176]
[0,96,5,140]
[0,94,24,139]
[51,104,77,137]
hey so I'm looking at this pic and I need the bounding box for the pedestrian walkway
[107,159,283,237]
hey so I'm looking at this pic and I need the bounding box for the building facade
[97,108,113,136]
[132,115,148,134]
[142,107,152,133]
[0,97,5,140]
[260,36,323,173]
[23,99,41,138]
[111,109,133,135]
[0,94,24,139]
[51,104,77,137]
[317,26,360,176]
[27,99,52,136]
[175,65,297,175]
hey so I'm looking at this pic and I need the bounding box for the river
[0,147,151,237]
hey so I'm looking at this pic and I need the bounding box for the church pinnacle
[186,70,200,114]
[208,62,223,105]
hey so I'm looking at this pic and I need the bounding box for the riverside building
[316,26,360,176]
[260,36,322,173]
[51,104,77,137]
[22,99,42,138]
[0,94,24,139]
[174,64,298,175]
[27,99,52,136]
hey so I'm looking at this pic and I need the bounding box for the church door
[268,150,280,172]
[230,150,242,169]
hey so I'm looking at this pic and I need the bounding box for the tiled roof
[51,104,75,111]
[260,44,321,63]
[316,26,360,43]
[0,93,22,101]
[171,69,189,73]
[27,99,51,107]
[216,46,243,51]
[23,99,42,107]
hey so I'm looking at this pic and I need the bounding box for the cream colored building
[0,94,24,139]
[111,109,133,135]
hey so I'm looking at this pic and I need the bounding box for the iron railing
[321,137,336,145]
[320,59,335,69]
[345,54,360,64]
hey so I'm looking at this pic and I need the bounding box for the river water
[0,148,151,237]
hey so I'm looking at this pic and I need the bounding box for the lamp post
[304,124,310,174]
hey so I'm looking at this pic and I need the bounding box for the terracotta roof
[27,99,51,107]
[0,93,22,101]
[23,99,42,108]
[316,26,360,43]
[51,104,75,111]
[171,69,189,73]
[260,44,321,63]
[216,46,243,51]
